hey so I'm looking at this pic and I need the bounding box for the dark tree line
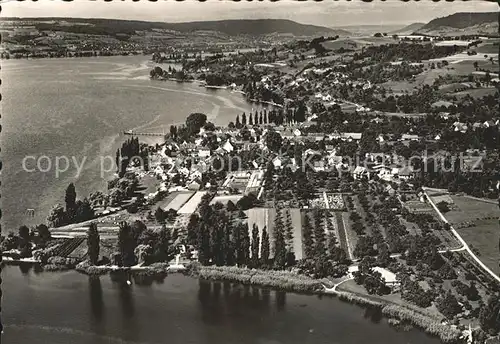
[116,137,149,177]
[47,183,95,228]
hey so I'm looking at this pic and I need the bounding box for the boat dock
[123,130,165,137]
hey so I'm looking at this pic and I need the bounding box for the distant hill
[419,12,498,31]
[333,24,400,36]
[1,17,343,37]
[416,12,499,36]
[390,22,426,34]
[164,19,345,36]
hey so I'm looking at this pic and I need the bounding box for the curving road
[422,187,500,285]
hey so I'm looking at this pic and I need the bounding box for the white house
[401,134,419,141]
[272,157,282,169]
[198,147,211,158]
[373,267,400,289]
[353,166,370,180]
[222,141,234,153]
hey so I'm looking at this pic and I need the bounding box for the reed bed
[194,265,323,293]
[382,305,461,343]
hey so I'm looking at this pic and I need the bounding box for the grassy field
[452,87,498,100]
[456,218,500,276]
[475,41,500,54]
[440,195,499,275]
[157,191,182,209]
[334,212,351,258]
[445,195,499,224]
[322,36,395,51]
[341,211,359,259]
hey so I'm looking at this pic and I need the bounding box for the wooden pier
[123,130,165,137]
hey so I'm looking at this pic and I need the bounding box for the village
[2,20,500,344]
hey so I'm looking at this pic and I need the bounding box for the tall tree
[187,214,200,246]
[273,210,287,269]
[313,209,326,258]
[155,207,167,224]
[242,222,251,265]
[224,221,236,266]
[117,221,136,267]
[18,225,30,242]
[235,114,241,129]
[197,222,211,265]
[65,183,77,211]
[251,223,260,267]
[284,210,294,250]
[233,222,242,265]
[115,149,121,173]
[87,222,100,265]
[302,212,315,259]
[155,226,172,262]
[242,112,247,126]
[212,222,225,266]
[18,225,32,258]
[327,231,338,259]
[294,102,307,122]
[36,224,51,243]
[261,226,270,267]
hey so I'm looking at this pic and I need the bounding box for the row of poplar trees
[187,194,297,269]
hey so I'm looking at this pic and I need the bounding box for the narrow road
[423,187,500,284]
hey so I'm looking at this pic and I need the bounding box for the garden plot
[307,195,326,209]
[210,195,243,206]
[326,194,346,210]
[164,192,194,211]
[246,208,304,260]
[178,191,208,214]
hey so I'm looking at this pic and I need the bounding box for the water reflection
[276,291,286,312]
[89,276,104,321]
[119,283,135,319]
[19,262,32,274]
[197,280,276,323]
[33,263,43,274]
[261,288,271,313]
[364,306,383,324]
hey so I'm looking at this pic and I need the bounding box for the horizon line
[0,16,418,29]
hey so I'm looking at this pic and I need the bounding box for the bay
[1,56,265,231]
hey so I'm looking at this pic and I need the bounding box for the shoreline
[187,265,463,344]
[3,259,465,343]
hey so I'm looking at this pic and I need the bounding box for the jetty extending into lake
[123,130,165,137]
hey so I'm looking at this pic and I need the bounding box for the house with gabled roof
[353,166,370,180]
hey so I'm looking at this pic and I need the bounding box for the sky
[1,0,498,27]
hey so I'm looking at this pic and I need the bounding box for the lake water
[1,56,267,231]
[1,265,441,344]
